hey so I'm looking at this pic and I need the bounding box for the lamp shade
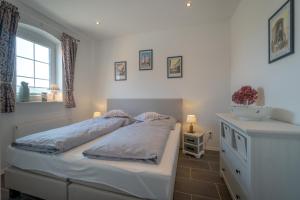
[93,111,102,118]
[186,115,197,123]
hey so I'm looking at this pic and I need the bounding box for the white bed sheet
[7,123,181,200]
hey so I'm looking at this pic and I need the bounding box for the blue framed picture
[139,49,153,70]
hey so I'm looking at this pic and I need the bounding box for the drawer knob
[221,168,225,172]
[235,169,241,175]
[236,194,241,199]
[222,149,225,153]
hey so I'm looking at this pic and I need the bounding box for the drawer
[221,143,250,192]
[184,143,203,154]
[221,158,248,200]
[184,135,200,145]
[222,123,232,145]
[233,130,247,160]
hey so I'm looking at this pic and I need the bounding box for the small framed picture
[139,49,153,70]
[268,0,294,63]
[167,56,183,78]
[114,61,127,81]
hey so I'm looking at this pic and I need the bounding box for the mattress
[7,123,181,200]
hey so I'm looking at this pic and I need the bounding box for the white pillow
[134,112,170,122]
[103,110,132,119]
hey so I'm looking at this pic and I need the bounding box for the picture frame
[268,0,294,63]
[114,61,127,81]
[139,49,153,70]
[167,56,183,78]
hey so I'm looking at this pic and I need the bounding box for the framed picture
[167,56,183,78]
[114,61,127,81]
[139,49,153,70]
[268,0,294,63]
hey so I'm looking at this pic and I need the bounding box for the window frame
[16,38,52,89]
[15,25,62,102]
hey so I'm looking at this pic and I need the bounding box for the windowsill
[17,101,63,104]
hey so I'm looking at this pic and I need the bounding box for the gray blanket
[12,117,130,154]
[83,118,176,164]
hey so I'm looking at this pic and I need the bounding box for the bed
[5,98,183,200]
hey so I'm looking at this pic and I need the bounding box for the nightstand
[183,132,204,158]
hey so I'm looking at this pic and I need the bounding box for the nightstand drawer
[184,143,203,154]
[184,135,199,145]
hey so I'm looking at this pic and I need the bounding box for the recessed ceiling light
[186,0,191,7]
[96,21,100,25]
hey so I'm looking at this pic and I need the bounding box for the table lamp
[186,115,197,133]
[93,111,102,118]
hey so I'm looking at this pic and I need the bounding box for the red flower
[232,86,258,105]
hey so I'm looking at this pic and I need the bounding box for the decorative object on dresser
[41,92,47,102]
[139,49,153,70]
[18,81,30,102]
[50,84,60,101]
[183,132,204,158]
[231,86,271,121]
[93,111,102,118]
[268,0,294,64]
[217,113,300,200]
[114,61,127,81]
[186,114,197,133]
[167,56,183,78]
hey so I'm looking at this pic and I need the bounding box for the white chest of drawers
[217,113,300,200]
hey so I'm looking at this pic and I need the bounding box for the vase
[18,82,30,102]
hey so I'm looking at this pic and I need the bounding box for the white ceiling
[21,0,240,40]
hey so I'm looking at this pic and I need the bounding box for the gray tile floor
[174,150,232,200]
[1,151,231,200]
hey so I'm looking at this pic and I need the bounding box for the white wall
[0,1,96,173]
[231,0,300,124]
[93,23,231,150]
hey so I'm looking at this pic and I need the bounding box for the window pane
[16,57,34,77]
[35,79,49,88]
[17,77,34,87]
[16,37,34,59]
[35,44,49,63]
[35,61,49,79]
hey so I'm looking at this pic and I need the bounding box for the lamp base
[188,124,194,133]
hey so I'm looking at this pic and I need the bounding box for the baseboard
[205,146,219,151]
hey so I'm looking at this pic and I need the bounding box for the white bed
[7,123,181,200]
[5,98,183,200]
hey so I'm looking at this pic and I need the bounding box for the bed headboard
[107,98,183,122]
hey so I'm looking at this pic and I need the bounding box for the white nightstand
[183,132,205,158]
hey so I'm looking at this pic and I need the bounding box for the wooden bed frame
[5,98,183,200]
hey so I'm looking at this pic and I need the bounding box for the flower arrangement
[232,86,258,105]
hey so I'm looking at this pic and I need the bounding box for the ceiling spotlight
[96,21,100,25]
[186,0,191,7]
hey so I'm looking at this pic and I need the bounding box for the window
[15,24,62,102]
[16,37,50,89]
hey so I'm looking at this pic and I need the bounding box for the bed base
[5,167,68,200]
[68,183,141,200]
[5,167,149,200]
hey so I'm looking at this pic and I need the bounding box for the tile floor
[1,150,232,200]
[174,150,232,200]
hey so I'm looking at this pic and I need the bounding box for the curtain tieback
[0,81,12,85]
